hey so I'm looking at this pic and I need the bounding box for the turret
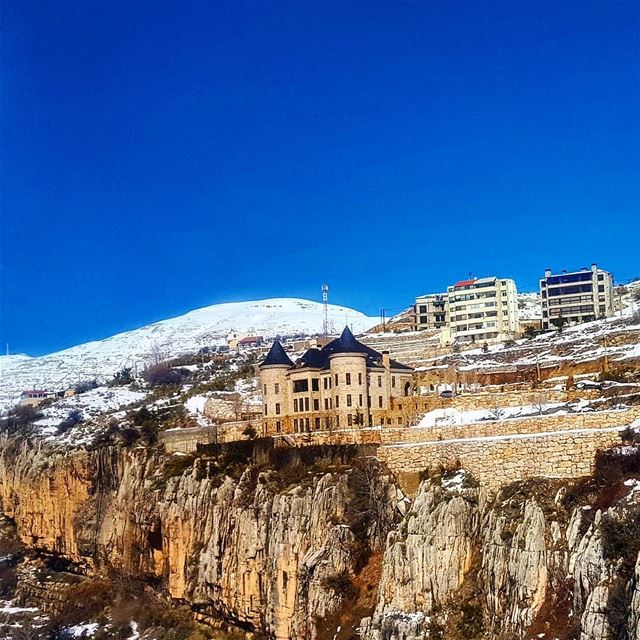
[259,340,293,433]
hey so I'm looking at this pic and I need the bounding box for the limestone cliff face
[0,437,399,639]
[0,435,638,640]
[361,473,640,640]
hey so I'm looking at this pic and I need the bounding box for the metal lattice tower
[322,284,329,337]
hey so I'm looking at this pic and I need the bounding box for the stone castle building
[259,326,413,434]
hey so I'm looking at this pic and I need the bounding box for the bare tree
[488,404,505,421]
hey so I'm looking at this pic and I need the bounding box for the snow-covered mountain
[0,298,377,411]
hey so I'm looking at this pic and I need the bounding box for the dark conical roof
[332,325,366,354]
[260,340,294,367]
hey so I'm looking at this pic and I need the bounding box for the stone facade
[259,327,414,435]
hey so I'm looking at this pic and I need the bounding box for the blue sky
[2,1,639,356]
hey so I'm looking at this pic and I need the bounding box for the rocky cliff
[0,435,638,640]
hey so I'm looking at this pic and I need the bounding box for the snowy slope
[517,292,541,320]
[0,298,377,411]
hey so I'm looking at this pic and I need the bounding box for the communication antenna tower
[322,284,329,337]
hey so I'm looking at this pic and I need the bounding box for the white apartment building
[447,277,520,344]
[414,293,448,331]
[539,263,614,330]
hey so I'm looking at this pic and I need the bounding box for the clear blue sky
[2,1,639,356]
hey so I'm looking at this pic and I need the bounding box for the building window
[263,384,267,395]
[305,418,310,431]
[378,376,382,387]
[275,420,281,433]
[598,285,605,292]
[293,379,309,393]
[264,405,268,415]
[312,378,319,391]
[335,374,338,385]
[359,394,363,406]
[324,399,329,410]
[336,416,340,428]
[346,373,351,385]
[313,399,319,411]
[335,396,339,408]
[347,394,352,407]
[314,417,320,430]
[378,397,383,408]
[358,373,362,385]
[274,383,279,394]
[392,376,396,388]
[293,418,298,430]
[275,403,281,415]
[347,414,353,426]
[304,397,309,411]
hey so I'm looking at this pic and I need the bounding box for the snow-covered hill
[0,298,377,411]
[517,292,541,320]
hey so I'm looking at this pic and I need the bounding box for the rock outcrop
[0,435,639,640]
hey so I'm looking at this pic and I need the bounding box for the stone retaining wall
[266,406,640,448]
[377,427,625,492]
[379,405,640,444]
[396,388,597,415]
[160,407,638,492]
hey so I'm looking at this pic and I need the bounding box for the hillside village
[3,265,639,473]
[1,264,640,640]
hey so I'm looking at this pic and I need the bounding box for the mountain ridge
[0,297,377,410]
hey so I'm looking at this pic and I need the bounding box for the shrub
[118,427,141,447]
[143,364,187,387]
[524,326,536,339]
[162,454,196,480]
[620,426,640,444]
[242,425,257,439]
[0,405,42,434]
[75,379,98,394]
[600,506,640,568]
[58,409,83,433]
[321,570,357,601]
[551,316,568,332]
[110,367,134,386]
[593,447,640,486]
[457,603,485,639]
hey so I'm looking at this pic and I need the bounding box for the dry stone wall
[378,427,623,491]
[159,407,639,492]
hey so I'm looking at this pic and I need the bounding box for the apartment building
[414,293,449,331]
[447,277,520,344]
[539,264,614,330]
[259,326,413,435]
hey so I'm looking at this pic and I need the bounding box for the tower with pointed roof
[259,340,293,434]
[258,327,414,435]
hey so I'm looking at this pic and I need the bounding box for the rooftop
[261,326,412,372]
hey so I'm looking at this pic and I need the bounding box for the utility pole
[380,308,388,332]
